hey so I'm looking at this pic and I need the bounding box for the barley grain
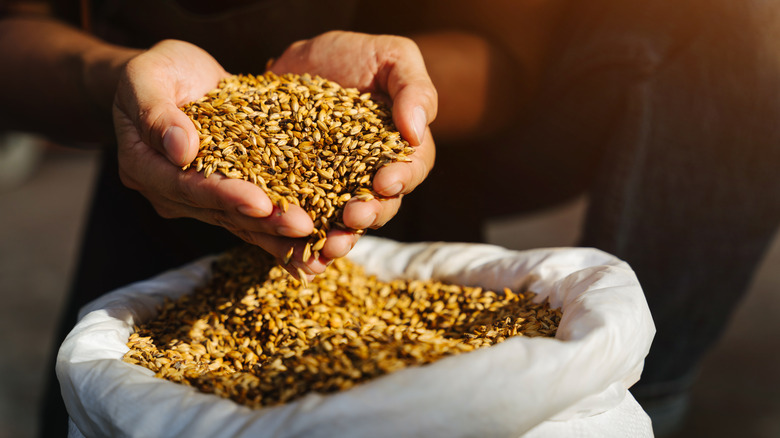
[181,73,414,257]
[124,245,563,408]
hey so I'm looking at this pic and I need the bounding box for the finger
[377,37,438,146]
[173,170,315,237]
[240,227,360,276]
[115,42,228,166]
[147,196,325,279]
[246,234,330,277]
[341,195,402,231]
[372,128,435,197]
[342,131,434,229]
[115,69,195,166]
[157,198,315,240]
[318,228,361,259]
[341,197,381,230]
[370,197,403,229]
[119,135,314,237]
[267,39,310,75]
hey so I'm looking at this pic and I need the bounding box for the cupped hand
[113,40,317,275]
[270,31,438,264]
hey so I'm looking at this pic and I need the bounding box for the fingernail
[291,261,315,277]
[276,226,298,237]
[277,225,311,238]
[237,205,269,217]
[309,257,329,272]
[412,106,426,146]
[364,212,378,229]
[381,182,403,197]
[163,126,188,165]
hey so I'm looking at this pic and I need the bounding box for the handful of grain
[181,72,415,260]
[124,245,562,408]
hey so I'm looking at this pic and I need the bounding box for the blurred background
[1,134,779,437]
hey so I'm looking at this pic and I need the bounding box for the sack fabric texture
[58,237,655,437]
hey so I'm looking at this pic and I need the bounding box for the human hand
[113,34,436,279]
[270,30,437,256]
[113,40,320,275]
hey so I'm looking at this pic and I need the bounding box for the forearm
[0,14,141,142]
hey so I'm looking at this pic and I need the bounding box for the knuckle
[392,35,424,61]
[385,34,415,48]
[320,30,344,40]
[283,39,308,56]
[399,35,419,51]
[154,39,178,49]
[122,56,143,79]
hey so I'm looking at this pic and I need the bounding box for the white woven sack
[58,236,655,437]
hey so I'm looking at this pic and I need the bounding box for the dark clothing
[43,0,780,436]
[545,0,780,399]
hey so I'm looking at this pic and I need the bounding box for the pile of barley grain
[124,245,562,408]
[181,72,414,260]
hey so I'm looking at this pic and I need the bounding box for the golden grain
[181,73,414,259]
[124,245,562,408]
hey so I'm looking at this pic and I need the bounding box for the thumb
[378,36,438,147]
[114,60,200,166]
[142,101,200,166]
